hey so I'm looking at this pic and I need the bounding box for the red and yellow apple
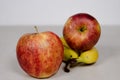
[63,13,101,52]
[16,31,64,78]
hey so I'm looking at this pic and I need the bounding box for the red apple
[63,13,101,52]
[16,31,64,78]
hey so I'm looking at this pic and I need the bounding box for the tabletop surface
[0,25,120,80]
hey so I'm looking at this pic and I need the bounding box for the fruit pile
[16,13,101,79]
[61,37,99,72]
[61,13,101,72]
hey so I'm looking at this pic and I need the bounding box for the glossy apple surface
[16,31,64,78]
[63,13,101,52]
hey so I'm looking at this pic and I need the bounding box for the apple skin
[63,13,101,52]
[16,31,64,78]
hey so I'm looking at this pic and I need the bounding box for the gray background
[0,0,120,26]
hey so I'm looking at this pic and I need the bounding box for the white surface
[0,0,120,26]
[0,26,120,80]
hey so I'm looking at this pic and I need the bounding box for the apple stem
[80,26,87,32]
[34,26,39,33]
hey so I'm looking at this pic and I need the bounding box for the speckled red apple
[16,31,64,78]
[63,13,101,52]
